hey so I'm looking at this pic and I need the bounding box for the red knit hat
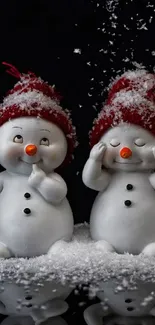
[1,62,77,164]
[90,69,155,147]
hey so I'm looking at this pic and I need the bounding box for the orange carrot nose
[120,147,132,159]
[25,144,37,156]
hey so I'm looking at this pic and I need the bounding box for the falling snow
[73,48,81,54]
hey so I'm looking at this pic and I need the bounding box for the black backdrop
[0,1,155,323]
[0,0,155,225]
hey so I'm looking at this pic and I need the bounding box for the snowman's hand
[83,142,110,191]
[28,164,46,188]
[90,142,106,162]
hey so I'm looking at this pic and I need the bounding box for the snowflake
[73,48,81,54]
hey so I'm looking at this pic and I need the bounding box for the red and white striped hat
[90,69,155,147]
[0,62,77,164]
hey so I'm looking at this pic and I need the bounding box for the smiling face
[100,123,155,172]
[0,117,67,175]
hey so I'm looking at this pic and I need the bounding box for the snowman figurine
[0,63,77,324]
[83,69,155,256]
[83,70,155,322]
[0,63,77,258]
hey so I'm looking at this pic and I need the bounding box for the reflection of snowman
[1,315,68,325]
[0,63,77,258]
[84,303,155,325]
[83,69,155,256]
[0,281,71,324]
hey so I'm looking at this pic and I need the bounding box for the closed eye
[110,142,120,147]
[110,139,120,147]
[134,138,146,147]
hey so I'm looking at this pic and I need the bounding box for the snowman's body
[83,124,155,255]
[0,171,73,257]
[0,117,74,258]
[91,171,155,254]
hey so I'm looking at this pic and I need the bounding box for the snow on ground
[0,224,155,291]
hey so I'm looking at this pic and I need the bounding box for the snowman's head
[100,123,155,172]
[0,117,67,175]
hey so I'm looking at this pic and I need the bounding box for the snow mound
[0,224,155,288]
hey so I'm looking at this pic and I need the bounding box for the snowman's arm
[82,158,110,191]
[37,172,67,204]
[149,172,155,189]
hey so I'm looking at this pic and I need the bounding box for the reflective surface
[0,288,155,325]
[0,316,68,325]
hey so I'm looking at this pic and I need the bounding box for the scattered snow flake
[132,62,146,69]
[87,62,91,66]
[109,41,114,45]
[73,48,81,54]
[124,24,130,30]
[147,2,154,7]
[78,301,87,307]
[106,0,119,12]
[111,22,117,28]
[138,23,148,31]
[123,57,130,63]
[116,285,123,292]
[149,16,153,23]
[151,51,155,56]
[111,13,117,20]
[88,93,93,97]
[122,278,129,288]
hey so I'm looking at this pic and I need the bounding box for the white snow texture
[0,224,155,291]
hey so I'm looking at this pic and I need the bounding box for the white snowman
[0,63,77,258]
[0,63,77,324]
[82,69,155,256]
[83,70,155,324]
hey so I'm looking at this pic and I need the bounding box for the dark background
[0,1,155,324]
[0,0,155,224]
